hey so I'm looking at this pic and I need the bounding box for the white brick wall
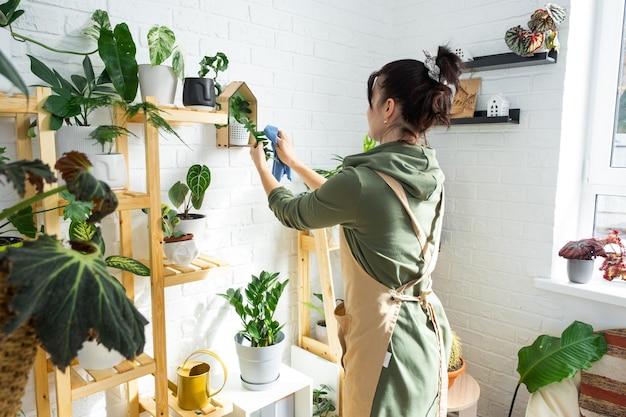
[3,1,625,417]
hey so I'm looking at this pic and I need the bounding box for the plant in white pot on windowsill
[558,237,606,284]
[219,271,289,391]
[168,164,210,244]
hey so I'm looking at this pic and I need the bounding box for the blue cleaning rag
[263,125,292,181]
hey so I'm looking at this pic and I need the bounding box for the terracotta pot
[448,357,466,388]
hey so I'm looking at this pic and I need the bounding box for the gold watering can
[174,350,228,410]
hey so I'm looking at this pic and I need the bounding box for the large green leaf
[147,25,175,67]
[105,255,150,276]
[186,164,210,210]
[98,23,138,102]
[1,234,148,368]
[516,321,607,393]
[0,48,28,96]
[168,181,188,210]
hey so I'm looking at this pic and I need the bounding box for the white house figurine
[487,95,510,117]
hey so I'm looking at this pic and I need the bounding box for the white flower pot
[138,64,177,104]
[163,238,199,266]
[55,126,100,159]
[175,214,207,243]
[235,331,285,390]
[90,153,127,190]
[229,119,250,146]
[77,340,124,370]
[566,259,594,284]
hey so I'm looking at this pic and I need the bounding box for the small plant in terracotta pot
[447,331,466,388]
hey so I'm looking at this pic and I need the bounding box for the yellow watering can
[175,350,228,410]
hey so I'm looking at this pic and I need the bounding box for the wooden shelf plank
[139,393,233,417]
[0,93,38,115]
[463,50,557,72]
[162,254,229,287]
[127,105,228,125]
[70,353,156,400]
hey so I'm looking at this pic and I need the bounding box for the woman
[250,46,463,417]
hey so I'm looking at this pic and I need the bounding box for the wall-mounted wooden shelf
[451,109,520,125]
[463,50,557,72]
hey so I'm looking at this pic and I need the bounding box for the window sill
[534,276,626,308]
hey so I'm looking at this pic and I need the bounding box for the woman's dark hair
[367,46,464,137]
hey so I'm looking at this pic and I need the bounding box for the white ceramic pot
[314,320,328,344]
[228,119,250,146]
[566,259,594,284]
[55,126,100,159]
[90,153,127,190]
[138,64,177,104]
[77,340,125,370]
[163,238,199,266]
[175,214,207,244]
[235,331,285,390]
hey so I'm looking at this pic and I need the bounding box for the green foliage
[363,134,376,151]
[29,54,116,129]
[0,0,24,27]
[218,271,289,347]
[0,151,148,369]
[508,320,607,417]
[448,331,463,372]
[2,234,148,368]
[301,292,325,318]
[198,52,229,97]
[147,25,184,80]
[313,384,337,417]
[168,164,211,218]
[144,203,184,239]
[123,101,185,146]
[88,125,137,154]
[229,94,271,157]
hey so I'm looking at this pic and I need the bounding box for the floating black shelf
[450,109,520,125]
[463,50,557,72]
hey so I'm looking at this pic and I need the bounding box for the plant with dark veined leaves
[168,164,211,219]
[218,271,288,347]
[505,3,567,57]
[0,151,148,369]
[507,321,606,417]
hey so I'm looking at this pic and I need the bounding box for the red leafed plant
[558,238,606,260]
[558,230,626,281]
[598,230,626,281]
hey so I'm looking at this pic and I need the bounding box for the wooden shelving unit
[0,87,231,417]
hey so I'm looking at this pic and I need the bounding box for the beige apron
[334,170,447,417]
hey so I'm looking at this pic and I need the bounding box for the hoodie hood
[343,141,444,200]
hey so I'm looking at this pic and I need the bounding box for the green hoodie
[268,141,445,289]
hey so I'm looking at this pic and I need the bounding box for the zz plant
[219,270,288,347]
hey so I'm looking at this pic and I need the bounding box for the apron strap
[374,170,448,417]
[374,170,444,290]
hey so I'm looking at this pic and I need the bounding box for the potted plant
[87,124,137,190]
[507,321,606,417]
[183,52,229,109]
[156,203,198,266]
[228,93,270,156]
[505,3,567,57]
[218,270,289,390]
[558,237,606,283]
[168,164,211,242]
[0,151,148,416]
[313,384,338,417]
[138,24,184,104]
[598,229,626,281]
[447,331,466,388]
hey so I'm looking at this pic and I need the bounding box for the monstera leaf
[508,321,607,417]
[1,234,148,368]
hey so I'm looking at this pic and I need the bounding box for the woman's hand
[250,141,269,172]
[274,130,300,168]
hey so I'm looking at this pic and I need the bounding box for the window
[583,0,626,239]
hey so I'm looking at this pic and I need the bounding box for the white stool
[447,373,480,417]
